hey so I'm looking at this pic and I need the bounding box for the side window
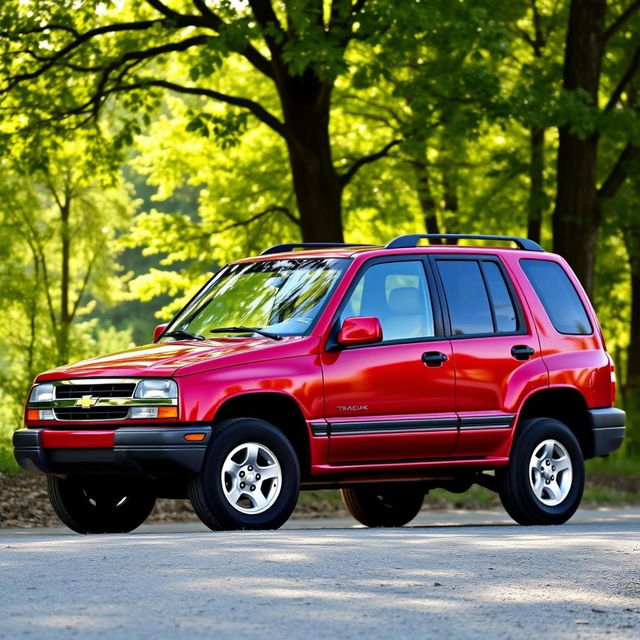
[339,261,435,342]
[481,261,518,333]
[436,260,493,335]
[521,259,593,335]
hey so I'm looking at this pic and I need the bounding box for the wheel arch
[515,386,594,458]
[214,391,312,479]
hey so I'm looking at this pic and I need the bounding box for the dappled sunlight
[2,519,639,640]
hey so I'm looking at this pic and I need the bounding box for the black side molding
[589,408,626,457]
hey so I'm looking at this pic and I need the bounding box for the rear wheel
[341,483,425,527]
[189,418,300,530]
[497,417,585,525]
[47,476,156,534]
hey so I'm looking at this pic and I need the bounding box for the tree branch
[247,0,284,62]
[597,142,640,200]
[69,238,106,321]
[1,19,167,90]
[189,0,274,77]
[604,43,640,111]
[340,139,401,187]
[137,79,293,142]
[90,35,216,116]
[603,0,640,44]
[217,205,300,233]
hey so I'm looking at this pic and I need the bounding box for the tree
[553,0,640,295]
[0,138,133,365]
[0,0,436,243]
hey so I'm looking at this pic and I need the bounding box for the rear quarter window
[520,259,592,335]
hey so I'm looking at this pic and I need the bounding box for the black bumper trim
[13,425,212,476]
[589,408,626,457]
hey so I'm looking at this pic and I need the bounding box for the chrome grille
[55,383,136,400]
[54,407,130,421]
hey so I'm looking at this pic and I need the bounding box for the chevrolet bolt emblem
[77,395,96,409]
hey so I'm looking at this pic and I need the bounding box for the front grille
[54,407,130,421]
[55,383,136,400]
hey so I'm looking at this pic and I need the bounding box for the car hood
[36,336,316,381]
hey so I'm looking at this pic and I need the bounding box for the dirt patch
[1,471,638,529]
[0,473,346,528]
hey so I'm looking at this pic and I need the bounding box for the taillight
[607,352,616,405]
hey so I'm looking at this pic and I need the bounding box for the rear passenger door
[432,255,548,459]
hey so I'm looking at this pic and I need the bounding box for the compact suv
[14,234,625,533]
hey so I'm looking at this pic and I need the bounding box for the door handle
[422,351,448,367]
[511,345,535,361]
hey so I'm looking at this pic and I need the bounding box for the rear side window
[520,259,592,335]
[437,261,494,335]
[482,261,517,332]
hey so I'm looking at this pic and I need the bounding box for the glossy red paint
[153,323,169,341]
[321,340,457,463]
[337,316,383,346]
[41,430,115,449]
[21,242,619,483]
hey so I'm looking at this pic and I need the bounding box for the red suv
[14,234,625,533]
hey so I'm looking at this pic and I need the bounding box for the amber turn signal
[26,409,40,421]
[184,433,206,442]
[157,406,178,419]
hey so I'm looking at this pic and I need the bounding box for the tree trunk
[552,0,606,296]
[527,126,545,243]
[58,200,71,364]
[278,74,343,243]
[411,155,442,240]
[442,164,459,244]
[624,226,640,455]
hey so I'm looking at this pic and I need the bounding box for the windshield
[163,258,348,339]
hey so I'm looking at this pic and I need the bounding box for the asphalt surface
[1,508,639,639]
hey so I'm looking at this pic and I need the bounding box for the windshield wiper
[209,326,282,341]
[162,330,205,341]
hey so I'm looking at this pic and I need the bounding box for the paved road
[1,508,639,639]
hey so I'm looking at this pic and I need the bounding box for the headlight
[134,379,178,400]
[29,383,55,403]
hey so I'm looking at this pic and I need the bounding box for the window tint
[520,259,592,335]
[481,261,518,332]
[339,261,435,341]
[437,260,493,335]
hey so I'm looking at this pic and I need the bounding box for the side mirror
[153,323,169,342]
[338,317,383,346]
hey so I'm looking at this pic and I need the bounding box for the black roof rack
[260,242,372,256]
[385,234,544,252]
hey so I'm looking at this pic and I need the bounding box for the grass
[0,440,20,475]
[585,451,640,475]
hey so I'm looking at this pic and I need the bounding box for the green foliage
[0,0,639,470]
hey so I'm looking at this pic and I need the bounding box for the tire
[341,483,425,527]
[188,418,300,531]
[47,476,156,534]
[497,417,585,525]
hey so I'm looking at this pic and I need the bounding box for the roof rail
[385,234,545,252]
[260,242,372,256]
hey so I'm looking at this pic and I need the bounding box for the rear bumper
[589,408,626,457]
[13,426,211,476]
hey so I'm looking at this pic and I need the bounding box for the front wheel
[341,483,425,527]
[47,476,156,534]
[189,418,300,530]
[497,417,585,525]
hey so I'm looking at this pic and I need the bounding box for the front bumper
[589,408,626,457]
[13,426,212,476]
